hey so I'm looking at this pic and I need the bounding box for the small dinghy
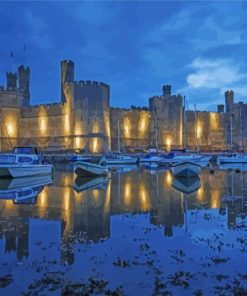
[171,161,201,178]
[172,177,201,194]
[0,147,53,178]
[74,176,109,192]
[74,161,108,177]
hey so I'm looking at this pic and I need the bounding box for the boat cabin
[0,147,39,165]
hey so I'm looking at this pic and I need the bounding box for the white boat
[0,175,52,204]
[0,147,53,178]
[171,161,202,178]
[74,161,108,177]
[157,154,211,166]
[74,176,109,192]
[217,154,247,164]
[172,177,201,194]
[69,154,91,162]
[139,154,161,163]
[101,154,138,165]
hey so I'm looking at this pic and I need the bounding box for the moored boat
[171,161,202,178]
[217,154,247,164]
[74,161,109,177]
[100,154,138,165]
[74,176,109,192]
[172,176,201,194]
[0,147,53,178]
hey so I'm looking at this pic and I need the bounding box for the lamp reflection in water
[139,183,150,211]
[124,177,132,208]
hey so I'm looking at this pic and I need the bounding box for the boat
[172,176,201,194]
[139,153,162,163]
[217,153,247,164]
[69,154,91,162]
[157,153,211,167]
[100,154,138,165]
[0,174,52,204]
[74,161,109,177]
[0,147,53,178]
[171,161,202,178]
[74,176,109,192]
[217,108,247,164]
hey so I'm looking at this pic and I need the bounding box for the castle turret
[225,90,234,113]
[61,60,74,102]
[6,72,17,89]
[18,65,30,98]
[162,84,171,97]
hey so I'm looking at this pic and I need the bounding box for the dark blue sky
[0,1,247,110]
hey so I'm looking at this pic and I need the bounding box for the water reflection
[0,166,246,268]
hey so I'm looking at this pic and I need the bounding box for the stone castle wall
[0,61,246,153]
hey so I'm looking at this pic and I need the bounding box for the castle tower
[162,84,171,97]
[225,90,234,113]
[6,72,17,89]
[61,60,74,102]
[18,65,30,98]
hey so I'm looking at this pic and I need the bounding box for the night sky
[0,1,247,110]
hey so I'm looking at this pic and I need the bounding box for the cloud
[25,11,52,49]
[187,58,246,89]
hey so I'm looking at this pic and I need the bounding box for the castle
[0,60,246,152]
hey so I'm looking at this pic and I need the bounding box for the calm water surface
[0,165,246,295]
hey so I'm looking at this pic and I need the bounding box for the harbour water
[0,165,246,295]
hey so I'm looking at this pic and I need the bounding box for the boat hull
[0,164,53,178]
[171,162,201,178]
[74,162,108,177]
[104,158,138,165]
[218,156,247,164]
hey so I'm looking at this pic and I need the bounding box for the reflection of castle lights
[104,179,111,215]
[5,200,14,209]
[39,189,47,207]
[64,188,70,211]
[75,137,80,149]
[197,186,205,202]
[211,190,220,208]
[93,138,98,153]
[124,181,132,207]
[92,189,100,202]
[164,171,172,187]
[139,183,150,211]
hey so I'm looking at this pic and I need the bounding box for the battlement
[61,60,74,65]
[73,80,109,88]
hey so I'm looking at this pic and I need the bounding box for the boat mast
[194,104,199,153]
[117,120,120,153]
[183,96,186,150]
[230,113,233,152]
[240,108,244,153]
[154,100,158,151]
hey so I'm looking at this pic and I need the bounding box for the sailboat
[218,108,247,164]
[102,120,138,165]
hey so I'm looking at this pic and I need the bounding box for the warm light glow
[7,123,14,137]
[124,180,132,207]
[75,137,81,149]
[139,183,150,211]
[210,112,219,130]
[92,121,99,133]
[64,188,70,211]
[40,117,48,134]
[166,137,172,151]
[92,189,100,202]
[211,190,220,209]
[197,186,205,202]
[64,114,70,133]
[123,117,131,138]
[196,123,202,139]
[93,137,98,153]
[164,171,172,187]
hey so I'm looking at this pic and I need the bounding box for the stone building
[0,60,246,152]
